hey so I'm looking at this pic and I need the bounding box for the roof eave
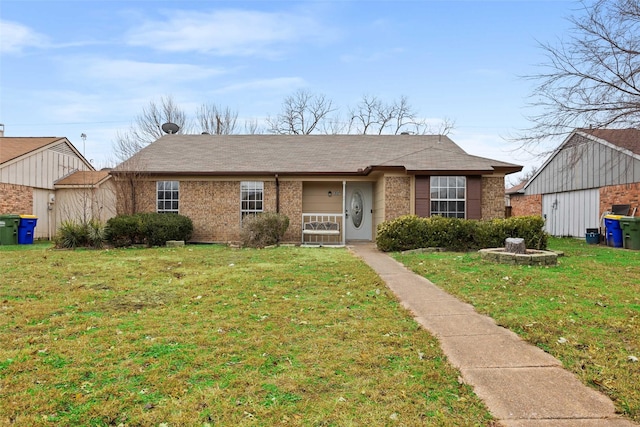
[110,170,374,177]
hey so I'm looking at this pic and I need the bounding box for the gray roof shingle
[115,134,521,175]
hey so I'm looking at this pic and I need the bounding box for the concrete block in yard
[166,240,185,247]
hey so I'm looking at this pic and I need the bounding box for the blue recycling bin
[604,215,623,248]
[18,215,38,244]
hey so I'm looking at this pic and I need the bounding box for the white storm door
[345,182,372,241]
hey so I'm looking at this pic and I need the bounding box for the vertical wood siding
[542,189,600,237]
[527,134,640,195]
[0,144,87,189]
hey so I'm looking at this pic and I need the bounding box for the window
[157,181,179,213]
[430,176,466,218]
[241,181,264,219]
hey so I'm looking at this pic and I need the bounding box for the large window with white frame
[430,176,466,218]
[157,181,179,213]
[240,181,264,220]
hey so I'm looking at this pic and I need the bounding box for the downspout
[275,174,280,214]
[342,180,346,246]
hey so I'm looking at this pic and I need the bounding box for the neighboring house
[509,128,640,237]
[112,134,522,245]
[53,170,117,230]
[0,133,115,239]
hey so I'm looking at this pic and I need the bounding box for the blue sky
[1,0,580,178]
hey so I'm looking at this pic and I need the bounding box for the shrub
[139,213,194,247]
[105,214,143,247]
[105,213,193,247]
[375,215,428,252]
[54,219,106,249]
[240,212,290,248]
[376,215,548,252]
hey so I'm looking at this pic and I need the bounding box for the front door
[345,182,372,241]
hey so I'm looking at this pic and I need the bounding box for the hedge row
[376,215,548,252]
[106,213,193,247]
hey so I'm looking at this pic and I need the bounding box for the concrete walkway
[348,243,637,427]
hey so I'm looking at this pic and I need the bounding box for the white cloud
[0,20,48,53]
[126,9,336,56]
[84,59,227,83]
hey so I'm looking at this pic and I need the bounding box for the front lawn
[0,244,495,426]
[394,237,640,422]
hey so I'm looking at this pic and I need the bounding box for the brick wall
[384,176,411,221]
[481,176,506,220]
[600,183,640,216]
[278,181,303,243]
[180,181,242,243]
[115,178,155,215]
[509,194,543,217]
[0,183,32,214]
[122,179,304,243]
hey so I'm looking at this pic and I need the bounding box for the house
[53,170,117,230]
[111,134,522,244]
[508,128,640,237]
[0,131,115,240]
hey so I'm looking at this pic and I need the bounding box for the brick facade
[600,183,640,216]
[509,194,543,217]
[122,179,304,243]
[481,176,505,220]
[0,183,32,214]
[277,181,303,242]
[384,176,411,221]
[117,174,513,244]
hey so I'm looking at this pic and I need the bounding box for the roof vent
[0,123,4,137]
[400,132,410,135]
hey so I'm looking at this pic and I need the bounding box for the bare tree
[348,95,387,134]
[266,90,336,134]
[111,96,188,214]
[319,114,349,134]
[521,0,640,150]
[348,95,454,135]
[196,103,238,135]
[506,166,539,188]
[243,118,262,134]
[112,95,189,163]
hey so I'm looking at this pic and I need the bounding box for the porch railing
[301,213,344,245]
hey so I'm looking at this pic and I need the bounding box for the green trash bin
[0,214,21,245]
[619,216,640,250]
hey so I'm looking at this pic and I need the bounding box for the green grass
[0,243,496,426]
[393,237,640,422]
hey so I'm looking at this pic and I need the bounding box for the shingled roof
[114,134,521,175]
[578,128,640,156]
[54,170,112,187]
[0,137,66,164]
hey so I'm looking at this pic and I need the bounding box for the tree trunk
[505,238,526,254]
